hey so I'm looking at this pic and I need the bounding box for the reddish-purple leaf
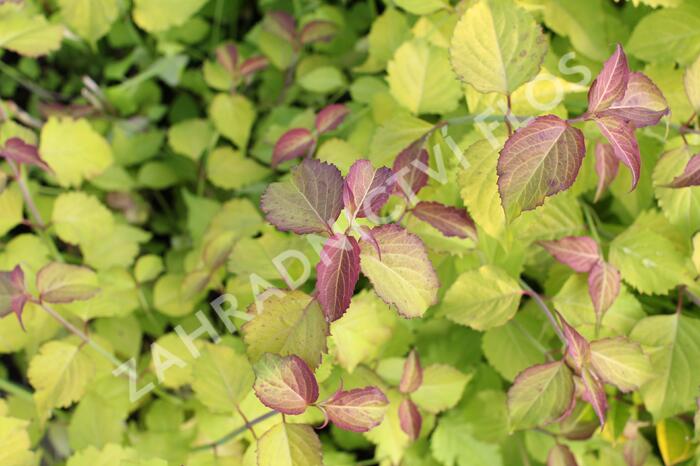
[271,128,315,168]
[343,159,392,220]
[265,11,297,43]
[547,444,578,466]
[399,349,423,394]
[253,353,319,415]
[216,43,238,76]
[316,234,361,322]
[0,137,51,172]
[315,104,350,135]
[0,265,28,329]
[580,368,608,426]
[319,386,389,432]
[594,142,619,202]
[539,236,600,273]
[588,44,629,114]
[497,115,586,219]
[398,398,422,441]
[392,141,429,201]
[666,153,700,188]
[412,201,476,240]
[595,115,640,190]
[239,56,269,77]
[601,72,669,128]
[261,159,343,234]
[299,20,338,45]
[587,260,621,318]
[558,313,590,373]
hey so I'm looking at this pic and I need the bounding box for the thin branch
[191,410,279,451]
[8,161,46,228]
[519,280,566,344]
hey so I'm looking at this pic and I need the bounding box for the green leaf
[368,113,433,167]
[359,8,410,71]
[40,118,114,187]
[431,411,503,466]
[395,0,448,15]
[192,344,254,413]
[411,364,470,413]
[58,0,119,42]
[167,118,214,161]
[0,184,23,237]
[589,337,653,392]
[28,340,95,414]
[627,3,700,65]
[387,39,461,114]
[0,4,63,56]
[630,313,700,420]
[209,93,256,150]
[359,225,439,318]
[66,443,145,466]
[657,418,694,466]
[134,255,164,283]
[0,413,37,465]
[653,146,700,237]
[507,361,574,430]
[52,191,115,246]
[440,265,521,331]
[242,291,328,369]
[298,66,346,94]
[257,423,323,466]
[206,146,270,190]
[685,54,700,113]
[132,0,207,33]
[449,0,547,94]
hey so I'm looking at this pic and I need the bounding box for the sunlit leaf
[253,353,318,415]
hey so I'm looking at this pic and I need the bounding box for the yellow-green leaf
[257,423,323,466]
[52,191,114,246]
[209,93,256,150]
[192,344,254,413]
[58,0,119,42]
[132,0,207,33]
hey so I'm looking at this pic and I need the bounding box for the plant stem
[0,378,33,401]
[505,94,513,136]
[519,280,566,344]
[9,161,45,228]
[192,410,279,450]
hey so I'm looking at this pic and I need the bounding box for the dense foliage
[1,0,700,465]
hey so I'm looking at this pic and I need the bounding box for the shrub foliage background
[1,0,700,465]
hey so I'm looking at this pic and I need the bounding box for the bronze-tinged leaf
[399,349,423,394]
[398,398,422,441]
[261,159,343,235]
[299,20,338,45]
[587,260,621,319]
[316,234,361,322]
[0,265,28,329]
[497,115,585,219]
[239,56,269,76]
[271,128,315,168]
[343,159,392,221]
[216,43,238,76]
[595,115,640,190]
[319,386,389,432]
[558,312,590,373]
[265,11,297,43]
[666,153,700,188]
[587,44,629,114]
[594,142,619,202]
[392,140,429,201]
[315,104,350,135]
[580,367,608,426]
[601,72,669,128]
[411,201,476,240]
[547,443,578,466]
[35,262,99,304]
[253,353,319,415]
[539,236,600,273]
[0,137,51,172]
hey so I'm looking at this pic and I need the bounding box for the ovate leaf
[261,159,343,235]
[319,386,389,432]
[36,262,99,304]
[133,0,207,33]
[587,260,621,318]
[412,202,476,240]
[209,93,256,149]
[441,265,521,330]
[242,291,328,369]
[271,128,315,168]
[601,72,669,128]
[657,418,694,466]
[52,191,114,245]
[59,0,119,42]
[167,118,213,161]
[343,160,392,220]
[547,444,577,466]
[449,0,547,94]
[539,236,600,273]
[398,398,421,441]
[253,353,318,415]
[508,361,574,430]
[399,349,423,394]
[497,115,585,219]
[315,104,350,134]
[685,54,700,113]
[666,153,700,188]
[589,337,652,393]
[316,234,361,322]
[587,43,629,114]
[0,4,63,56]
[594,142,619,202]
[191,344,254,413]
[411,364,470,414]
[258,423,323,466]
[359,225,439,318]
[594,115,640,189]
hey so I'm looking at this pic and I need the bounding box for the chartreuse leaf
[28,340,95,416]
[207,146,270,190]
[387,39,461,114]
[0,184,23,237]
[630,314,700,420]
[440,265,521,331]
[0,411,37,465]
[654,146,700,236]
[192,344,254,413]
[209,93,256,149]
[132,0,207,33]
[52,191,114,246]
[627,3,700,65]
[320,386,389,432]
[257,423,323,466]
[66,443,157,466]
[656,418,693,466]
[58,0,119,42]
[449,0,547,94]
[395,0,448,15]
[36,262,99,304]
[253,353,318,415]
[167,118,214,161]
[507,361,574,430]
[359,225,439,318]
[685,54,700,113]
[40,118,114,187]
[589,338,652,392]
[431,411,503,466]
[368,113,433,167]
[411,364,470,414]
[0,3,63,56]
[242,291,328,370]
[150,333,196,389]
[359,8,410,71]
[153,274,197,317]
[497,115,585,219]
